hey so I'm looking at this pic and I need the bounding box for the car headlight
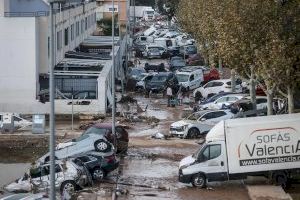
[183,124,189,130]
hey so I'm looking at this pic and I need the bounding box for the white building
[0,0,97,114]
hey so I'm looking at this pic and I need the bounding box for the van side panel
[225,114,300,174]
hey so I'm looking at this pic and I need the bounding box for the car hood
[171,120,193,127]
[179,155,195,168]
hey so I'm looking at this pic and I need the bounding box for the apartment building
[0,0,97,114]
[96,0,127,25]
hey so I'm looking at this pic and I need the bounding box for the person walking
[166,86,173,107]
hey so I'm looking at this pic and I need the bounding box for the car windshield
[151,75,167,82]
[130,68,145,76]
[83,127,107,135]
[146,11,154,15]
[176,74,189,82]
[192,145,205,159]
[149,48,159,52]
[136,74,147,81]
[186,111,207,120]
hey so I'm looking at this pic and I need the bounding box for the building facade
[0,0,97,114]
[96,0,127,25]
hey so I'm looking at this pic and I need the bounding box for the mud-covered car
[38,133,114,164]
[5,160,90,194]
[73,152,119,181]
[145,72,179,93]
[82,123,129,154]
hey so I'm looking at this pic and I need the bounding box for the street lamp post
[48,0,65,199]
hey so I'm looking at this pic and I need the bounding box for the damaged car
[73,152,119,181]
[170,110,234,138]
[38,133,114,164]
[5,160,90,194]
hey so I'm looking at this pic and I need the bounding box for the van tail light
[105,155,115,164]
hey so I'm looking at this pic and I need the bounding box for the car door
[213,96,228,109]
[197,143,228,181]
[196,112,216,133]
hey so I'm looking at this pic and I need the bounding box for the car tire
[60,180,76,194]
[192,173,206,188]
[187,128,200,139]
[92,167,105,181]
[94,139,112,153]
[273,172,288,189]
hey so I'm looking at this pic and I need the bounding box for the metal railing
[4,11,49,17]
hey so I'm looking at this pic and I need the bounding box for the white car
[5,160,89,194]
[38,133,113,164]
[193,79,242,99]
[200,94,246,110]
[170,110,234,138]
[176,68,204,90]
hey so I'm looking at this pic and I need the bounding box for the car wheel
[273,172,288,189]
[94,139,111,152]
[92,167,105,181]
[60,180,76,194]
[192,173,206,188]
[187,128,200,139]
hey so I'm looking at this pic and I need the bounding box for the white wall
[0,17,49,113]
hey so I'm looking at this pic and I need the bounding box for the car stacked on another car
[199,94,246,110]
[169,56,186,71]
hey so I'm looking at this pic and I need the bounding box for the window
[199,144,221,161]
[13,116,22,122]
[81,19,84,33]
[71,24,74,41]
[212,82,224,87]
[55,164,62,173]
[85,17,87,30]
[108,7,117,12]
[64,27,69,46]
[78,156,91,163]
[257,98,267,104]
[227,96,238,101]
[76,21,80,36]
[204,82,214,88]
[214,111,226,118]
[190,74,194,81]
[201,112,215,120]
[216,97,227,103]
[56,30,62,50]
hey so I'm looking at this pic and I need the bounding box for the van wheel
[94,139,111,152]
[192,173,206,188]
[187,128,200,139]
[60,180,76,194]
[273,172,288,189]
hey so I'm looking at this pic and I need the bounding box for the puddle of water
[122,158,178,179]
[0,163,30,188]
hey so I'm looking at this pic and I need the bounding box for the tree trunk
[250,66,257,111]
[287,85,294,114]
[266,82,274,115]
[231,69,236,92]
[218,58,223,79]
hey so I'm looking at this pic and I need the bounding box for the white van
[179,113,300,188]
[176,67,204,90]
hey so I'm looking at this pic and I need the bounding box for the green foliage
[97,15,119,36]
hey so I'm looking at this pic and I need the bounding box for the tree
[177,0,300,115]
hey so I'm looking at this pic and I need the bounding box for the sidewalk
[247,185,292,200]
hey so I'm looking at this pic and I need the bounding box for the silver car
[170,110,234,139]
